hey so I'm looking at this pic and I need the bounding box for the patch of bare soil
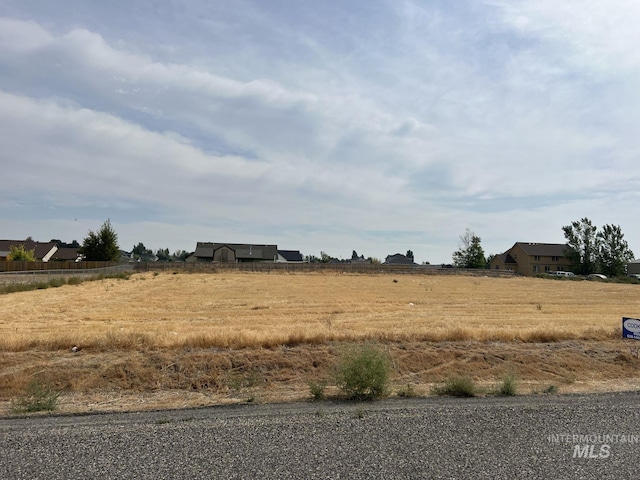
[2,339,640,415]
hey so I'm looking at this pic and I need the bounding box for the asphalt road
[2,392,640,479]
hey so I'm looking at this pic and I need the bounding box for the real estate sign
[622,317,640,340]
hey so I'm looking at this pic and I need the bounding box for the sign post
[622,317,640,340]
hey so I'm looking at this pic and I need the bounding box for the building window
[552,256,559,261]
[533,265,540,273]
[545,266,551,272]
[534,255,540,261]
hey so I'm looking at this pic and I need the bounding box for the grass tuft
[498,374,518,396]
[11,377,61,413]
[308,380,327,401]
[433,375,477,397]
[396,383,419,398]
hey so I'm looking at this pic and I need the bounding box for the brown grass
[1,271,640,414]
[0,271,635,351]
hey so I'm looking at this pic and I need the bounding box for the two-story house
[490,242,572,276]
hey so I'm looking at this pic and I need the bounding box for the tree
[132,242,152,257]
[486,253,495,267]
[597,224,634,277]
[173,250,189,261]
[51,239,80,248]
[406,250,414,260]
[79,219,120,261]
[156,248,171,261]
[562,218,599,275]
[352,250,359,260]
[452,228,486,268]
[7,244,36,261]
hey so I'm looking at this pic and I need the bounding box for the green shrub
[11,378,61,413]
[48,278,65,288]
[308,380,326,401]
[614,276,640,284]
[334,344,392,401]
[499,375,518,396]
[433,375,477,397]
[543,385,558,394]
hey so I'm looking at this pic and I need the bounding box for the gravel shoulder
[3,392,640,479]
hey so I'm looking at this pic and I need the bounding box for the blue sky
[1,1,639,263]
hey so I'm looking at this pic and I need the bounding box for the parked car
[628,274,640,280]
[552,271,576,277]
[587,274,607,280]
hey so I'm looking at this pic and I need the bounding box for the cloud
[1,3,640,262]
[491,0,640,72]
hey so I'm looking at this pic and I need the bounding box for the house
[627,259,640,275]
[489,242,572,276]
[383,253,416,266]
[349,257,371,264]
[277,250,304,263]
[186,242,279,263]
[50,247,82,262]
[0,239,58,261]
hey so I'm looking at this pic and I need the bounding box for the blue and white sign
[622,317,640,340]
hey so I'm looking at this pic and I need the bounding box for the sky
[1,1,639,264]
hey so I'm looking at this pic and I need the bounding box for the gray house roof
[383,253,416,265]
[514,242,568,257]
[192,242,278,262]
[50,247,82,261]
[278,250,304,262]
[495,252,517,264]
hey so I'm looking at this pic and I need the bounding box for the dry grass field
[2,271,640,414]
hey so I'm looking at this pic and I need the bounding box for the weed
[355,407,366,419]
[498,375,518,396]
[226,369,262,393]
[11,377,61,413]
[308,380,326,401]
[334,343,392,401]
[433,375,477,397]
[543,385,558,394]
[396,383,418,398]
